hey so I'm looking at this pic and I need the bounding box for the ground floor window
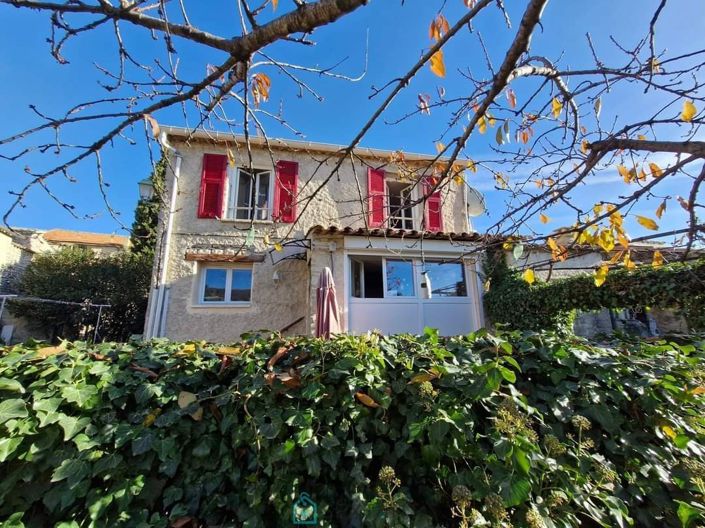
[199,265,253,304]
[351,256,467,299]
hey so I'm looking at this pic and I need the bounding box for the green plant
[0,329,704,527]
[130,155,166,258]
[484,249,705,332]
[9,247,151,341]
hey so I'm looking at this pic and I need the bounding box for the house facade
[144,127,488,342]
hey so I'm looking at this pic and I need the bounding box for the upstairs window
[226,168,272,221]
[387,180,414,230]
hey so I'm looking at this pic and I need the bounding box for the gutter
[144,132,182,339]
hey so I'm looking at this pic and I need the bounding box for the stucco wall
[150,139,472,342]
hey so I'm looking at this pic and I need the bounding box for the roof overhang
[160,125,471,165]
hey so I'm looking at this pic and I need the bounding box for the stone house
[143,127,490,342]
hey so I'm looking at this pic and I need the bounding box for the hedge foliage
[1,330,705,527]
[484,254,705,331]
[9,247,151,342]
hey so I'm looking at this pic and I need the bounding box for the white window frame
[224,167,274,221]
[198,264,254,306]
[349,256,468,301]
[384,176,420,230]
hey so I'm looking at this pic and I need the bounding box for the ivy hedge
[484,254,705,332]
[1,331,705,527]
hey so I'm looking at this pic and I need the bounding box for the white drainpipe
[145,132,181,339]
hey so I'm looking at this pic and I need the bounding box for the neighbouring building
[144,127,492,342]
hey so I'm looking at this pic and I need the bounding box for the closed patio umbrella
[315,267,341,338]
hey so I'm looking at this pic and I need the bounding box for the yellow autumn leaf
[522,268,535,285]
[661,425,677,440]
[539,213,550,224]
[409,372,439,384]
[355,391,380,408]
[263,233,270,246]
[227,148,236,168]
[467,160,478,173]
[594,265,609,287]
[655,200,666,219]
[618,165,632,183]
[623,252,636,270]
[681,99,697,122]
[430,50,446,78]
[637,134,647,140]
[551,97,563,119]
[581,139,589,154]
[597,229,615,252]
[182,343,196,353]
[217,346,242,356]
[274,242,283,252]
[478,115,487,134]
[453,173,465,185]
[435,142,445,153]
[690,386,705,395]
[487,113,496,127]
[272,0,278,10]
[636,215,659,231]
[649,162,663,178]
[618,233,630,249]
[652,250,664,268]
[593,203,603,216]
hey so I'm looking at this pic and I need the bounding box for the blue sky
[0,0,702,240]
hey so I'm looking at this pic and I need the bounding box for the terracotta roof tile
[42,229,129,248]
[307,225,502,243]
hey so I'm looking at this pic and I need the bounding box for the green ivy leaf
[0,398,28,423]
[0,378,25,394]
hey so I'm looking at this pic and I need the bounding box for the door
[347,255,479,336]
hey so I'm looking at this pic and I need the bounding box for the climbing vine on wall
[483,250,705,332]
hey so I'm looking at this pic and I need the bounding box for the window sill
[218,218,273,225]
[191,302,252,309]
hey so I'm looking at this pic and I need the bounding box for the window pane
[255,172,270,220]
[387,181,413,230]
[203,269,227,302]
[424,262,466,297]
[385,260,415,297]
[237,170,253,219]
[230,269,252,302]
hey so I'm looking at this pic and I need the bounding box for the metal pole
[93,305,103,344]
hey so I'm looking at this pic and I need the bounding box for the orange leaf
[251,72,271,107]
[649,162,663,178]
[355,391,380,408]
[540,213,550,224]
[655,200,666,219]
[506,88,517,109]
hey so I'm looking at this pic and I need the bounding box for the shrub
[9,247,151,342]
[1,330,704,527]
[484,251,705,332]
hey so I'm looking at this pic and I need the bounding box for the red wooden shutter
[367,168,386,228]
[273,160,298,223]
[423,176,443,232]
[198,154,227,218]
